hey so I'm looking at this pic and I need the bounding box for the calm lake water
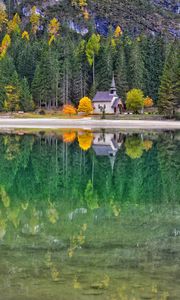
[0,129,180,300]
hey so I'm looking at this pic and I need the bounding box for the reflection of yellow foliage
[82,223,87,231]
[125,136,144,159]
[110,200,121,217]
[47,207,59,224]
[0,218,6,240]
[45,252,53,268]
[8,208,20,228]
[73,276,81,289]
[63,131,76,143]
[21,202,29,210]
[78,131,93,151]
[91,275,110,289]
[51,265,60,281]
[143,140,153,152]
[101,275,110,288]
[68,225,87,258]
[68,247,75,258]
[85,180,99,210]
[0,187,10,208]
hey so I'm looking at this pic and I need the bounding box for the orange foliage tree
[78,97,93,114]
[63,104,77,115]
[78,131,93,151]
[144,96,154,108]
[63,131,76,143]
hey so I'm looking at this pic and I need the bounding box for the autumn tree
[63,131,76,143]
[30,6,40,35]
[114,26,122,38]
[144,96,154,108]
[125,136,144,159]
[0,1,7,32]
[78,96,93,114]
[7,13,21,34]
[0,34,11,59]
[48,18,60,46]
[86,33,100,85]
[63,104,77,115]
[126,89,144,113]
[22,31,30,41]
[78,130,93,151]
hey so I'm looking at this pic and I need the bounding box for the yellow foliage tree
[48,17,60,45]
[144,96,154,108]
[4,85,20,112]
[78,97,93,114]
[0,2,7,32]
[79,0,87,9]
[114,25,122,38]
[0,34,11,59]
[7,13,21,34]
[78,131,93,151]
[63,104,77,115]
[83,9,89,20]
[22,31,30,41]
[30,6,40,35]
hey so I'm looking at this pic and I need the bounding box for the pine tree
[128,38,145,91]
[4,71,20,112]
[158,41,180,116]
[0,55,15,110]
[20,77,34,111]
[115,44,129,101]
[32,49,60,108]
[96,36,114,91]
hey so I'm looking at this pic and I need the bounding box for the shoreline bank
[0,118,180,129]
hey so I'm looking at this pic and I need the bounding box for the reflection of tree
[125,136,144,159]
[63,131,76,143]
[3,135,20,161]
[158,133,180,202]
[78,131,93,151]
[84,180,99,210]
[143,140,153,151]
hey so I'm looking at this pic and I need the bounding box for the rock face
[6,0,180,37]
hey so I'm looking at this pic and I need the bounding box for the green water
[0,130,180,300]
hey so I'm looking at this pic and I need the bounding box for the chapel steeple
[110,72,117,96]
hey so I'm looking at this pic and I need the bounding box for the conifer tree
[158,41,180,116]
[128,38,145,91]
[20,77,34,111]
[115,44,129,101]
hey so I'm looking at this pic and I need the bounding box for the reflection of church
[92,132,124,170]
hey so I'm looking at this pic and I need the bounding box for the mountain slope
[9,0,179,37]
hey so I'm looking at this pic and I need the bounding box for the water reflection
[0,130,180,299]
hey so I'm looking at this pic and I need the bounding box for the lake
[0,129,180,300]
